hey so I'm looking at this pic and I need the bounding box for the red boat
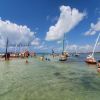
[85,33,100,65]
[85,60,97,64]
[85,55,97,64]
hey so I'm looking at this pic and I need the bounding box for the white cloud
[84,19,100,35]
[65,44,93,53]
[31,38,40,46]
[95,8,100,15]
[65,43,100,53]
[57,40,62,44]
[49,44,92,53]
[45,5,86,41]
[34,42,48,51]
[0,19,35,46]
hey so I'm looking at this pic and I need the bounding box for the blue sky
[0,0,100,53]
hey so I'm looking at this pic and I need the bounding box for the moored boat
[74,53,80,57]
[85,33,100,64]
[59,34,68,61]
[59,54,67,61]
[74,46,80,57]
[85,55,97,64]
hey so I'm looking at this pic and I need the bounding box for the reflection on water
[0,54,100,100]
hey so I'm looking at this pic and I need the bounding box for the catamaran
[85,33,100,64]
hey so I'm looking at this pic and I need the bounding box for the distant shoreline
[0,52,100,54]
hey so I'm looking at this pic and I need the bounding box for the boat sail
[85,33,100,64]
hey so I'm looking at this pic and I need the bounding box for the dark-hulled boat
[74,53,80,57]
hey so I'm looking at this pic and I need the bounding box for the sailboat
[59,34,68,61]
[85,33,100,64]
[74,46,80,57]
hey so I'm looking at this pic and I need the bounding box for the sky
[0,0,100,53]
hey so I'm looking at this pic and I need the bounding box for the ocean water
[0,54,100,100]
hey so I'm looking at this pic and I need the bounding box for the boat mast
[19,43,21,53]
[6,38,8,54]
[65,40,68,51]
[92,33,100,57]
[63,33,65,52]
[15,44,17,53]
[75,46,77,54]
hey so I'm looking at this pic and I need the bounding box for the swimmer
[97,60,100,66]
[40,56,44,61]
[97,66,100,72]
[26,60,29,63]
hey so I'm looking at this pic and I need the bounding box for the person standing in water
[97,60,100,72]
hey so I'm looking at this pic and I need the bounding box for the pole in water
[5,38,10,60]
[6,38,8,54]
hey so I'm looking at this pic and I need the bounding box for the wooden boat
[59,55,67,61]
[85,55,97,64]
[85,33,100,64]
[63,51,69,57]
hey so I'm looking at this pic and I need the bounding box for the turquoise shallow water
[0,54,100,100]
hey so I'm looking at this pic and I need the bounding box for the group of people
[26,56,100,72]
[39,56,50,61]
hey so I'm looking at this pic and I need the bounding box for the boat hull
[59,55,67,61]
[59,59,67,61]
[85,60,97,64]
